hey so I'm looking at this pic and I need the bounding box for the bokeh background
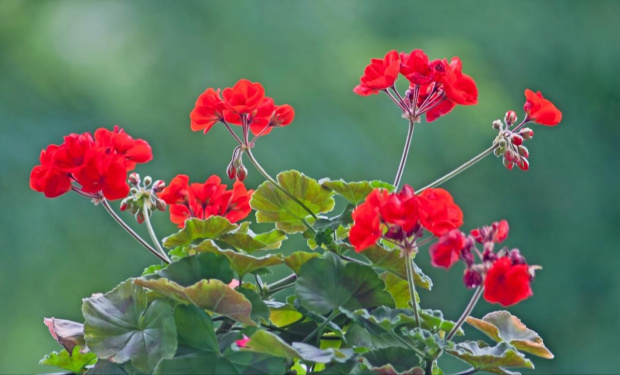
[1,1,618,373]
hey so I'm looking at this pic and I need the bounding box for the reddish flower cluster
[524,89,562,126]
[190,79,295,137]
[349,185,463,252]
[30,126,152,200]
[354,49,478,122]
[159,174,253,228]
[429,219,534,307]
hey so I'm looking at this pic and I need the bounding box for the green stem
[393,118,416,188]
[418,145,497,193]
[265,273,297,296]
[101,199,170,264]
[245,148,318,221]
[142,204,171,264]
[302,310,338,344]
[405,250,421,327]
[446,286,483,341]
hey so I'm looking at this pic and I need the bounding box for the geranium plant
[33,49,561,375]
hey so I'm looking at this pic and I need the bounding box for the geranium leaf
[39,346,97,374]
[466,311,553,359]
[82,280,178,373]
[43,317,85,353]
[295,252,395,315]
[219,228,287,253]
[238,288,270,323]
[360,346,424,374]
[359,245,433,290]
[283,251,321,274]
[134,278,255,326]
[320,179,394,204]
[250,170,335,234]
[147,253,234,286]
[84,359,127,374]
[445,341,534,374]
[163,217,238,248]
[269,303,304,328]
[380,272,417,308]
[192,240,284,276]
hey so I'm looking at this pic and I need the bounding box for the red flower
[442,57,478,106]
[30,144,72,198]
[160,175,253,228]
[349,189,388,252]
[236,335,250,348]
[74,148,130,200]
[400,50,434,85]
[424,93,457,122]
[222,79,265,114]
[379,185,419,233]
[52,133,94,173]
[190,88,225,133]
[353,50,400,96]
[429,229,466,269]
[417,188,464,237]
[94,126,153,170]
[493,220,509,243]
[484,257,533,307]
[524,89,562,126]
[247,97,277,135]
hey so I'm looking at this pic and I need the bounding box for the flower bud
[155,198,167,212]
[236,165,248,181]
[129,187,139,195]
[492,120,503,130]
[136,210,145,224]
[120,197,131,211]
[504,110,517,126]
[511,134,524,146]
[517,145,529,158]
[460,247,474,267]
[509,249,527,265]
[130,203,140,215]
[226,162,236,180]
[520,128,534,140]
[143,176,152,187]
[385,226,404,242]
[503,158,514,170]
[498,138,507,149]
[463,268,483,289]
[517,158,530,171]
[129,173,140,186]
[233,155,243,168]
[152,180,166,193]
[493,147,503,157]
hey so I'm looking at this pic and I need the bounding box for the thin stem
[222,120,243,145]
[142,204,171,263]
[446,286,483,341]
[384,89,408,113]
[415,236,436,248]
[393,118,416,188]
[245,148,318,220]
[101,199,170,264]
[265,273,297,296]
[302,310,338,344]
[405,250,421,327]
[418,145,497,193]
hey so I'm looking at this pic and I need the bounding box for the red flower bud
[236,165,248,181]
[520,128,534,140]
[504,110,517,126]
[517,158,530,171]
[227,163,237,180]
[511,134,524,146]
[463,268,483,289]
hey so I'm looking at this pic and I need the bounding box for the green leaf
[283,251,321,274]
[163,217,238,248]
[147,252,234,286]
[250,170,335,233]
[360,245,432,290]
[361,347,424,374]
[40,346,97,374]
[320,179,394,204]
[380,272,417,308]
[238,288,270,323]
[466,311,553,359]
[84,360,127,374]
[142,264,166,276]
[419,309,462,337]
[219,228,287,253]
[269,303,304,328]
[295,253,395,315]
[445,341,534,374]
[82,280,178,373]
[155,305,285,374]
[193,241,284,276]
[43,317,85,353]
[134,278,256,326]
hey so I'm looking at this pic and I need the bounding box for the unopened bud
[517,158,530,171]
[130,202,140,215]
[498,138,507,149]
[227,162,236,180]
[130,187,139,195]
[155,198,167,212]
[143,176,152,187]
[152,180,166,193]
[503,158,514,170]
[492,120,503,130]
[511,134,524,146]
[520,128,534,140]
[509,249,527,265]
[129,173,140,186]
[233,155,243,168]
[136,210,145,224]
[504,111,517,126]
[517,145,529,158]
[120,198,131,211]
[493,147,503,157]
[236,165,248,181]
[463,269,483,289]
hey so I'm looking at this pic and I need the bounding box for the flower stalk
[405,249,421,327]
[446,286,483,341]
[393,117,416,188]
[142,204,171,263]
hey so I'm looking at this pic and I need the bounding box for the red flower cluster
[30,126,152,200]
[429,219,534,307]
[349,185,463,252]
[524,89,562,126]
[354,49,478,122]
[159,174,253,228]
[190,79,295,137]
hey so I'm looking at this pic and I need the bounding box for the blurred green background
[1,1,618,373]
